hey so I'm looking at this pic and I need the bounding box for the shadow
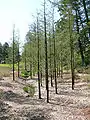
[14,79,26,85]
[0,98,46,120]
[0,82,13,88]
[31,78,38,80]
[57,89,89,98]
[49,101,60,106]
[1,90,46,106]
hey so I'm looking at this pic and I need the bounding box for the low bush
[23,85,35,97]
[21,70,29,78]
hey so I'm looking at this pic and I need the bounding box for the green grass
[0,64,10,67]
[0,63,24,77]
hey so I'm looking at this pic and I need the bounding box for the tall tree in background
[37,12,41,99]
[49,23,53,87]
[52,4,57,94]
[24,45,27,71]
[13,25,15,81]
[68,8,75,90]
[17,32,20,78]
[44,0,49,103]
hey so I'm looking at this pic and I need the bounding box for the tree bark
[44,0,49,103]
[13,25,15,81]
[37,15,41,99]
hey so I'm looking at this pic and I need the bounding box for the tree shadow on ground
[1,90,46,105]
[0,82,13,88]
[57,89,89,98]
[0,99,46,120]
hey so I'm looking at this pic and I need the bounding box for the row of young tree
[22,0,90,102]
[20,0,90,102]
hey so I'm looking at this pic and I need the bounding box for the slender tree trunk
[44,0,49,103]
[24,47,27,71]
[69,9,75,90]
[30,63,32,79]
[61,50,63,79]
[53,7,57,94]
[57,64,58,78]
[17,43,20,78]
[59,63,60,77]
[49,29,53,87]
[37,14,41,99]
[13,25,15,81]
[39,41,43,87]
[40,71,43,86]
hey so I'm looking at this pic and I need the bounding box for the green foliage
[6,40,19,64]
[23,85,35,97]
[21,70,29,78]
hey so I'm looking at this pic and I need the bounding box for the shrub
[23,85,35,97]
[21,70,29,78]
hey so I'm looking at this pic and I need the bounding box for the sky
[0,0,42,45]
[0,0,59,47]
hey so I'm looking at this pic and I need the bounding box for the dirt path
[0,75,90,120]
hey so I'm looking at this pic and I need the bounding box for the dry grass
[0,66,11,78]
[81,75,90,82]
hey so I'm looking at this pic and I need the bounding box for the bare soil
[0,74,90,120]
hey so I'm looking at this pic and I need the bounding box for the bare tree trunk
[49,28,53,87]
[69,9,75,90]
[13,25,15,81]
[53,7,57,94]
[24,47,27,71]
[44,0,49,103]
[17,35,20,78]
[61,50,63,79]
[57,64,59,78]
[40,71,43,86]
[59,63,60,77]
[37,14,41,99]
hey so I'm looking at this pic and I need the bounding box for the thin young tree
[49,23,53,87]
[44,0,49,103]
[69,8,75,90]
[37,12,41,99]
[52,4,57,94]
[12,25,15,81]
[17,31,20,78]
[24,46,27,71]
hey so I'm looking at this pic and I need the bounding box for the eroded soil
[0,74,90,120]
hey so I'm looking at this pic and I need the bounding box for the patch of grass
[77,66,90,74]
[81,75,90,82]
[21,70,29,78]
[0,65,11,77]
[23,85,35,97]
[0,64,10,67]
[88,84,90,88]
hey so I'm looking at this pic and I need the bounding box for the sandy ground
[0,74,90,120]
